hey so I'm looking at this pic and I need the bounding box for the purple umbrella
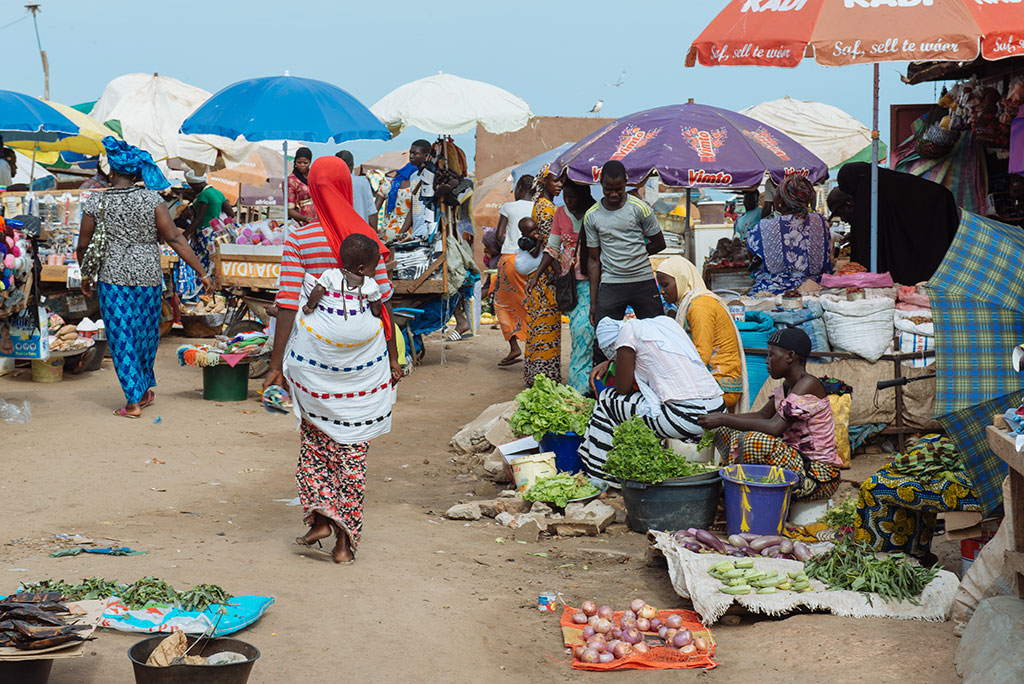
[555,103,828,189]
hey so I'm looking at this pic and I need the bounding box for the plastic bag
[0,397,30,424]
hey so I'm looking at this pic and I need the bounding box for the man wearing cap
[698,327,842,501]
[185,170,234,275]
[336,150,378,230]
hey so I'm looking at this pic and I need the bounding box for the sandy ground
[0,327,962,683]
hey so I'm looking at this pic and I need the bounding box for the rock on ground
[450,401,517,454]
[445,502,482,520]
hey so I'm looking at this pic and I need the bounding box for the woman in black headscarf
[288,147,317,224]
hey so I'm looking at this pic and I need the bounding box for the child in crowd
[698,327,841,501]
[515,217,543,276]
[303,234,383,319]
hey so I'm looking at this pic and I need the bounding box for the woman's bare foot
[299,513,332,545]
[113,403,142,418]
[331,525,354,564]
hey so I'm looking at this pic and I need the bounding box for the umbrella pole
[30,146,38,186]
[282,141,288,231]
[685,188,693,262]
[870,63,879,274]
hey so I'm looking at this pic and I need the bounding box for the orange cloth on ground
[560,605,717,671]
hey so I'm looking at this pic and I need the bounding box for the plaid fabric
[928,212,1023,515]
[714,427,840,501]
[894,119,988,214]
[890,434,961,482]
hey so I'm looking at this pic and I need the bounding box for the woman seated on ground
[855,435,980,566]
[655,255,747,410]
[578,316,726,485]
[698,328,841,501]
[746,175,833,295]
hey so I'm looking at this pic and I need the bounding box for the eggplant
[741,546,758,557]
[749,535,785,552]
[693,529,727,553]
[792,541,813,562]
[683,542,704,553]
[779,538,795,555]
[727,534,747,548]
[738,532,759,542]
[760,544,781,557]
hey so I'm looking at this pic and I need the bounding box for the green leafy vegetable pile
[523,472,602,508]
[510,374,595,440]
[817,497,858,529]
[19,576,234,611]
[604,416,711,484]
[803,536,939,606]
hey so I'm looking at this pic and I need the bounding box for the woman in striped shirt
[265,156,401,564]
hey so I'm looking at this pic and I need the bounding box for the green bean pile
[803,537,939,606]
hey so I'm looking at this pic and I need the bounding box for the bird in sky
[588,99,604,115]
[607,71,626,87]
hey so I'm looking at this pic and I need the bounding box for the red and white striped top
[275,222,393,311]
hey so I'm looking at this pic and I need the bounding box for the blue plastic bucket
[719,464,800,536]
[539,432,584,473]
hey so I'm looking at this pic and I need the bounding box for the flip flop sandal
[113,407,141,419]
[497,356,522,367]
[293,537,332,558]
[139,390,155,409]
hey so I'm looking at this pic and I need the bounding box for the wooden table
[984,425,1024,598]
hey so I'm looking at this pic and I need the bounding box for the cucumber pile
[707,559,814,595]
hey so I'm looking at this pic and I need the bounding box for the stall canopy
[371,72,533,136]
[929,212,1023,516]
[739,97,886,170]
[8,100,121,166]
[208,147,286,204]
[358,149,408,175]
[554,103,828,189]
[90,73,256,171]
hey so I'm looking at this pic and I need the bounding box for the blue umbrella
[0,89,79,143]
[181,75,390,222]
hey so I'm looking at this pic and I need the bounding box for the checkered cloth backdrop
[928,212,1024,516]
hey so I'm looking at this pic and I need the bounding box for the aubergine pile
[0,592,92,651]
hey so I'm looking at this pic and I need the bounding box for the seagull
[607,71,626,87]
[588,99,604,115]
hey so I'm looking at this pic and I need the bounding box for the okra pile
[707,559,814,595]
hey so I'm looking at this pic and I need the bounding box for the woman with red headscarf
[265,156,401,564]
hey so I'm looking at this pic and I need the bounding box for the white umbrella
[370,72,532,136]
[739,97,881,170]
[90,73,255,171]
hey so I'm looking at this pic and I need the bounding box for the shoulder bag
[553,232,584,313]
[80,192,108,281]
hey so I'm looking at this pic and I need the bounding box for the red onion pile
[570,599,713,664]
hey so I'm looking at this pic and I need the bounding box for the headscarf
[102,136,169,190]
[292,147,313,184]
[655,255,750,411]
[532,162,555,196]
[595,316,716,418]
[777,174,814,215]
[308,156,390,266]
[386,162,417,214]
[308,156,393,339]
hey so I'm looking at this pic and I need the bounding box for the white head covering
[184,169,207,184]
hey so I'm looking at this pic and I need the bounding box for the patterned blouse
[288,174,317,223]
[773,386,840,466]
[83,187,164,287]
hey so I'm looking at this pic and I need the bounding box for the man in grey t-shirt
[584,160,666,359]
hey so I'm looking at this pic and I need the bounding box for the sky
[1,0,943,167]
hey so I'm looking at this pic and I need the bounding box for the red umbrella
[686,0,1024,271]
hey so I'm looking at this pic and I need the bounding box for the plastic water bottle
[0,397,31,424]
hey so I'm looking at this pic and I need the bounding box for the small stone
[445,503,482,521]
[550,524,587,538]
[613,508,627,524]
[483,449,511,483]
[495,512,515,527]
[513,517,543,543]
[493,497,530,516]
[498,489,518,498]
[478,500,498,518]
[530,501,553,516]
[561,500,615,534]
[564,503,585,518]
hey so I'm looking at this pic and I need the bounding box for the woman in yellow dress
[655,255,748,410]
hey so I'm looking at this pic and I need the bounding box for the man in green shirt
[185,170,235,274]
